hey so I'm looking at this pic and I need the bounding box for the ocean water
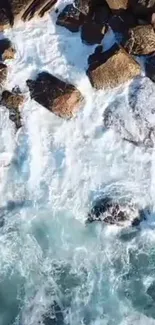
[0,1,155,324]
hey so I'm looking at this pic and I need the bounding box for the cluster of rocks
[56,0,155,89]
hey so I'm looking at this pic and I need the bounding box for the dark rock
[81,22,107,45]
[145,55,155,82]
[43,302,64,325]
[93,3,111,24]
[130,0,155,17]
[0,38,16,60]
[0,0,58,29]
[1,89,25,130]
[0,63,7,89]
[87,44,141,89]
[147,282,155,301]
[109,11,137,35]
[27,72,84,119]
[88,45,103,65]
[87,196,143,226]
[124,25,155,55]
[56,4,85,32]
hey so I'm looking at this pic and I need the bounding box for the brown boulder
[0,0,57,29]
[0,63,7,89]
[87,44,141,89]
[81,22,107,45]
[27,72,84,119]
[124,25,155,55]
[105,0,128,11]
[56,4,85,33]
[0,39,16,60]
[1,89,25,129]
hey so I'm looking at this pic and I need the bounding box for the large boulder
[1,89,25,130]
[56,4,85,33]
[0,38,16,60]
[87,196,145,226]
[87,44,141,89]
[0,0,57,30]
[105,0,128,11]
[27,72,84,119]
[123,25,155,55]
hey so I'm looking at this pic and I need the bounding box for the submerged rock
[87,196,145,226]
[0,0,57,30]
[43,302,64,325]
[147,282,155,301]
[87,44,141,89]
[1,89,25,130]
[124,25,155,55]
[56,4,85,32]
[27,72,84,119]
[103,76,155,147]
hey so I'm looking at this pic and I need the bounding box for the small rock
[0,38,16,60]
[56,4,85,32]
[87,44,141,89]
[124,25,155,55]
[0,0,58,29]
[81,22,107,45]
[0,63,7,89]
[27,72,84,119]
[1,89,25,130]
[87,196,143,226]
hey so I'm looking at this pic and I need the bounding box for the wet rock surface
[0,0,57,29]
[87,196,145,226]
[1,89,25,130]
[87,44,141,89]
[56,4,85,32]
[0,38,16,61]
[81,22,107,45]
[145,55,155,82]
[124,25,155,55]
[27,72,84,119]
[0,63,7,89]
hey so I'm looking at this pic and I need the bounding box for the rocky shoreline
[0,0,155,228]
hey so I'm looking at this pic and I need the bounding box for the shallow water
[1,1,155,324]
